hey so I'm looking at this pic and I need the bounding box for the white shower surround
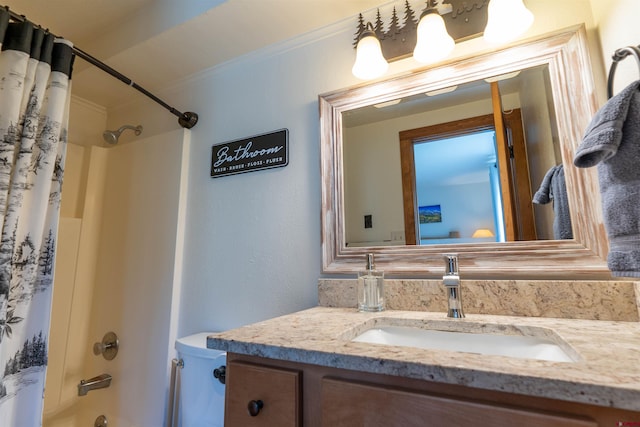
[45,129,188,426]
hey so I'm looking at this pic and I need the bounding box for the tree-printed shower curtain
[0,10,74,427]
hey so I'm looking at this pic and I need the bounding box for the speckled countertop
[207,306,640,411]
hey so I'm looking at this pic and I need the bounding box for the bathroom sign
[210,129,289,178]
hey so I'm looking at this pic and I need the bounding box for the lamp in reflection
[425,85,458,97]
[484,71,521,83]
[472,228,495,238]
[374,99,402,108]
[351,0,534,80]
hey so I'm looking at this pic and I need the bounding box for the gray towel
[533,165,573,239]
[574,80,640,278]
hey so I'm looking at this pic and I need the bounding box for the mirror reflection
[320,26,608,277]
[342,64,570,248]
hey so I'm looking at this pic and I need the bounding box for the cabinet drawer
[321,377,598,427]
[225,360,301,427]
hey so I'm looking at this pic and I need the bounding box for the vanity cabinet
[321,377,595,427]
[225,353,640,427]
[225,360,301,427]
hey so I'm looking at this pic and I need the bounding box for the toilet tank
[175,332,226,427]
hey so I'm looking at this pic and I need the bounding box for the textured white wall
[590,0,640,97]
[104,1,604,337]
[172,32,355,333]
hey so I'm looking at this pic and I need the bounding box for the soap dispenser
[358,253,385,312]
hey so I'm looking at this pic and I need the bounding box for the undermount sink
[351,324,578,363]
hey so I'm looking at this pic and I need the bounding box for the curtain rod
[5,6,198,129]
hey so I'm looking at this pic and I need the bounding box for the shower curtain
[0,11,74,427]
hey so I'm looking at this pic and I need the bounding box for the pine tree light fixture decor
[352,0,534,80]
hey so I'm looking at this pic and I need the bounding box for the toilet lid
[176,332,224,358]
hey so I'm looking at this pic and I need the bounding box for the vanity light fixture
[352,0,534,80]
[483,0,534,44]
[413,1,455,64]
[352,22,389,80]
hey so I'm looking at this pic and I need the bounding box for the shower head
[102,124,143,144]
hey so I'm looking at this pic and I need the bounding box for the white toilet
[175,332,226,427]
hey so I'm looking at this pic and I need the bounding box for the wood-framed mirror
[319,25,611,278]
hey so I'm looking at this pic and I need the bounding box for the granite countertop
[207,306,640,411]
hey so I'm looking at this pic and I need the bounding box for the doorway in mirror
[399,109,536,246]
[412,129,503,245]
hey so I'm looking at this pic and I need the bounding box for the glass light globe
[483,0,534,44]
[352,33,389,80]
[413,11,455,64]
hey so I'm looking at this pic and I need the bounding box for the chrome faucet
[443,254,464,318]
[78,373,112,396]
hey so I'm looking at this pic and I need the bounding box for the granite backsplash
[318,279,640,321]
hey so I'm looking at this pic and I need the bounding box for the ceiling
[2,0,386,109]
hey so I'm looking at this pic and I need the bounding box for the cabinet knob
[247,399,264,416]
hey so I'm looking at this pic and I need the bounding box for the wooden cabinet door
[321,377,598,427]
[225,360,301,427]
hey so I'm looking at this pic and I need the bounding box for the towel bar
[607,45,640,99]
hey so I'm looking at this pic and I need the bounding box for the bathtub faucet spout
[78,373,112,396]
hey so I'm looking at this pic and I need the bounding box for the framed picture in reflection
[419,204,441,224]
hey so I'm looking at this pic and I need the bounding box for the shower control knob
[213,365,226,384]
[247,399,263,417]
[93,332,119,360]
